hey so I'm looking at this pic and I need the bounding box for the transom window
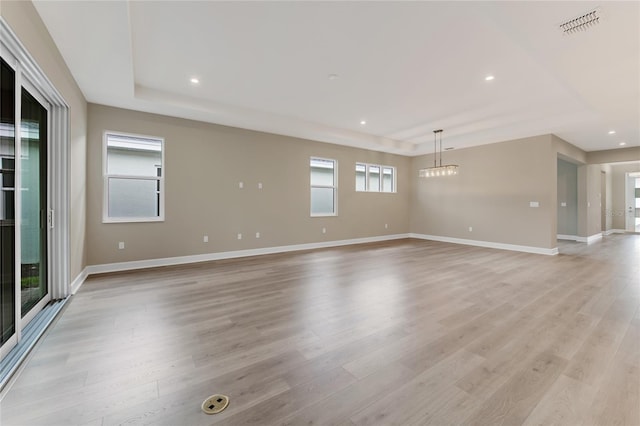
[103,132,164,222]
[356,163,395,193]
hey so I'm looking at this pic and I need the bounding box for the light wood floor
[1,236,639,426]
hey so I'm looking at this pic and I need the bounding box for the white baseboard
[410,233,558,256]
[557,234,580,241]
[70,268,89,294]
[557,233,603,244]
[605,229,626,235]
[586,233,603,244]
[86,234,410,275]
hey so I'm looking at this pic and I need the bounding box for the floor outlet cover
[202,394,230,414]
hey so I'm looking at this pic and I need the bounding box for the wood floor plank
[2,236,639,426]
[279,362,415,426]
[10,380,158,426]
[588,360,640,426]
[463,351,568,426]
[349,350,485,425]
[213,366,357,426]
[563,318,627,386]
[521,374,594,426]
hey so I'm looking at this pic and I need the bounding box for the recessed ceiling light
[360,120,366,125]
[619,142,626,146]
[608,130,616,134]
[328,74,339,81]
[485,75,495,81]
[190,77,200,84]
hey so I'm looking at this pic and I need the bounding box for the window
[382,166,394,192]
[310,157,337,216]
[355,163,396,193]
[355,163,366,191]
[0,158,15,220]
[369,165,380,192]
[104,132,164,222]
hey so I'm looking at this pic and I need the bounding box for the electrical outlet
[322,227,326,234]
[385,223,388,229]
[529,201,539,208]
[118,241,125,249]
[255,232,260,239]
[203,235,208,243]
[561,202,567,207]
[237,233,242,240]
[468,227,473,232]
[239,182,244,189]
[258,182,263,189]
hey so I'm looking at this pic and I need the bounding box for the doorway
[600,171,607,233]
[626,172,640,233]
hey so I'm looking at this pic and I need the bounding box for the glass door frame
[18,78,52,331]
[0,56,52,360]
[1,50,20,360]
[1,18,70,363]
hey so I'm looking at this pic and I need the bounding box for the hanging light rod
[418,129,459,178]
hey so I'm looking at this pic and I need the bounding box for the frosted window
[108,178,158,218]
[310,188,335,215]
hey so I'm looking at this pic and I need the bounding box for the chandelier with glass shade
[418,129,459,177]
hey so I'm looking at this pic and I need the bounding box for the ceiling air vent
[559,9,601,35]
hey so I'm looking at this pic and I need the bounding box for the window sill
[102,216,164,224]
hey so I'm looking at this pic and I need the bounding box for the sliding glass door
[1,58,16,349]
[20,88,48,317]
[0,56,50,358]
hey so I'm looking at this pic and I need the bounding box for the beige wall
[553,134,587,164]
[1,2,88,280]
[410,135,557,249]
[86,104,410,265]
[587,147,640,165]
[557,159,578,236]
[610,163,640,229]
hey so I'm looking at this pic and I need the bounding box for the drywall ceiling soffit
[33,1,640,156]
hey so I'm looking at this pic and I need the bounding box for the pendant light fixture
[418,129,459,177]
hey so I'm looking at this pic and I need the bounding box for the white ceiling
[33,1,639,156]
